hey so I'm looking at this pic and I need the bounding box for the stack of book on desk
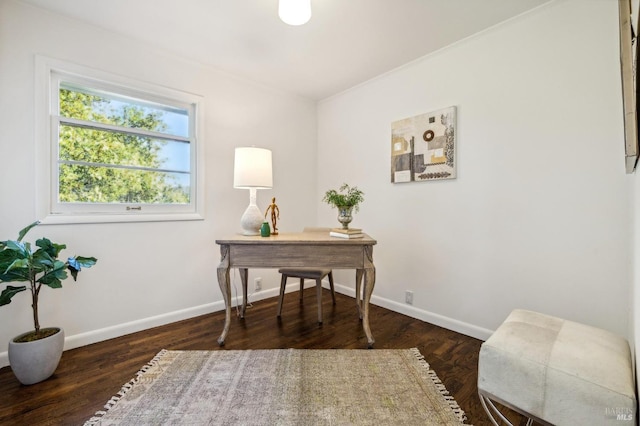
[329,228,364,239]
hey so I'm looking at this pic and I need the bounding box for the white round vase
[8,327,64,385]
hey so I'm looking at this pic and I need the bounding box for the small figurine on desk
[264,197,280,235]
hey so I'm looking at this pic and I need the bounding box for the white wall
[1,0,636,370]
[318,0,634,339]
[0,0,317,367]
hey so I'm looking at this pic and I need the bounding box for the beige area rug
[85,348,468,425]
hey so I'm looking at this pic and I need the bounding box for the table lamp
[234,147,273,235]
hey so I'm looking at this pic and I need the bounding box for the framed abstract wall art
[619,0,639,173]
[391,106,456,183]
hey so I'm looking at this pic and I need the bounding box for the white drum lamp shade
[234,147,273,235]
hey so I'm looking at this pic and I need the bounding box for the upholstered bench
[478,309,636,426]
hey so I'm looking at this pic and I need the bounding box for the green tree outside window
[57,87,190,205]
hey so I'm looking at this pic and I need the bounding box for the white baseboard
[0,302,225,369]
[0,281,492,369]
[0,288,286,368]
[330,282,494,341]
[240,281,493,340]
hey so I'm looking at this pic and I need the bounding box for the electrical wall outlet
[405,290,413,305]
[254,277,262,292]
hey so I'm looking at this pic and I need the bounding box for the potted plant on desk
[322,183,365,230]
[0,221,97,385]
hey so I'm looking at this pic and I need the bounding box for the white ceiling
[20,0,551,100]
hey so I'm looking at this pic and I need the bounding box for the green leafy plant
[322,183,365,212]
[0,221,97,341]
[59,88,189,204]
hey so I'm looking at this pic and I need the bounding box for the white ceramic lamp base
[234,147,272,235]
[239,187,264,235]
[240,203,263,236]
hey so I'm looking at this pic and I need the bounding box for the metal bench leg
[479,392,534,426]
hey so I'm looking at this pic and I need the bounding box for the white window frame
[35,56,205,224]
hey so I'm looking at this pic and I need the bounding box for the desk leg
[216,244,231,346]
[355,269,364,320]
[239,268,248,318]
[362,245,376,348]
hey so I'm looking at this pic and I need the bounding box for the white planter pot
[8,327,64,385]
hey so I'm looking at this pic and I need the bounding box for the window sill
[39,212,205,225]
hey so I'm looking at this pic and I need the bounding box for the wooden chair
[277,228,336,324]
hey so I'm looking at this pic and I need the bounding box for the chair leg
[328,272,336,305]
[277,274,287,317]
[299,278,304,302]
[315,278,323,324]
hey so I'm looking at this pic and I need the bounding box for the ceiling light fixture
[279,0,311,26]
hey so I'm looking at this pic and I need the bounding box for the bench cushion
[478,309,635,425]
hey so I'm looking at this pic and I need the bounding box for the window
[36,57,204,223]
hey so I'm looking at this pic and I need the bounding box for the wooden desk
[215,232,377,347]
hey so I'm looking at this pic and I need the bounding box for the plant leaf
[17,221,40,242]
[38,261,67,288]
[0,270,30,282]
[4,258,30,275]
[67,256,97,281]
[36,238,66,259]
[32,249,55,272]
[39,271,66,288]
[0,285,26,306]
[70,256,97,269]
[40,277,63,289]
[4,240,28,256]
[68,267,78,281]
[0,248,22,272]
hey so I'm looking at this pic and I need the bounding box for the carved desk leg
[239,268,248,318]
[362,245,376,348]
[355,269,364,320]
[216,244,231,346]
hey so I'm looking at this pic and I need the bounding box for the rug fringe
[409,348,469,424]
[83,349,169,425]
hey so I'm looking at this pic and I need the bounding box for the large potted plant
[322,183,365,229]
[0,221,97,385]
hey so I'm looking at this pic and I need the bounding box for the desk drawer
[229,244,367,268]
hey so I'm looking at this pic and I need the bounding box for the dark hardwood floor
[0,290,530,425]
